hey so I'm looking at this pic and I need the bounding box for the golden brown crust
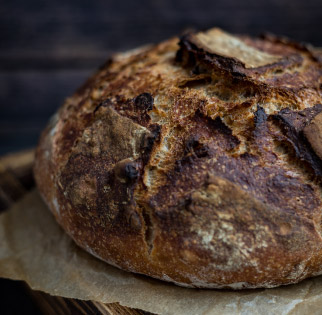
[34,28,322,289]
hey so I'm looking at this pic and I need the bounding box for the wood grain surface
[1,0,322,155]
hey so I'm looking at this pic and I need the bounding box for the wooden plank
[0,149,35,192]
[0,150,31,211]
[28,288,153,315]
[0,149,34,177]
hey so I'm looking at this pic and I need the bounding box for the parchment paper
[1,190,322,315]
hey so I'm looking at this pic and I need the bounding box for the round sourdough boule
[34,27,322,289]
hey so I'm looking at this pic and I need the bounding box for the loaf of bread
[34,28,322,289]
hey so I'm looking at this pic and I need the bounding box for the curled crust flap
[304,112,322,160]
[192,28,282,68]
[177,27,322,96]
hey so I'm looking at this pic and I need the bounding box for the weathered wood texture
[0,149,153,314]
[1,0,322,154]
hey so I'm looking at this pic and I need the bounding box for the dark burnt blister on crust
[134,93,154,111]
[184,136,209,158]
[114,159,140,182]
[254,105,267,126]
[34,27,322,289]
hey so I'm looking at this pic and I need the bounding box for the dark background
[1,0,322,155]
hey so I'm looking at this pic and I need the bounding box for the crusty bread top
[34,28,322,288]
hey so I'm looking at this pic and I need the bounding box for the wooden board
[0,149,152,315]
